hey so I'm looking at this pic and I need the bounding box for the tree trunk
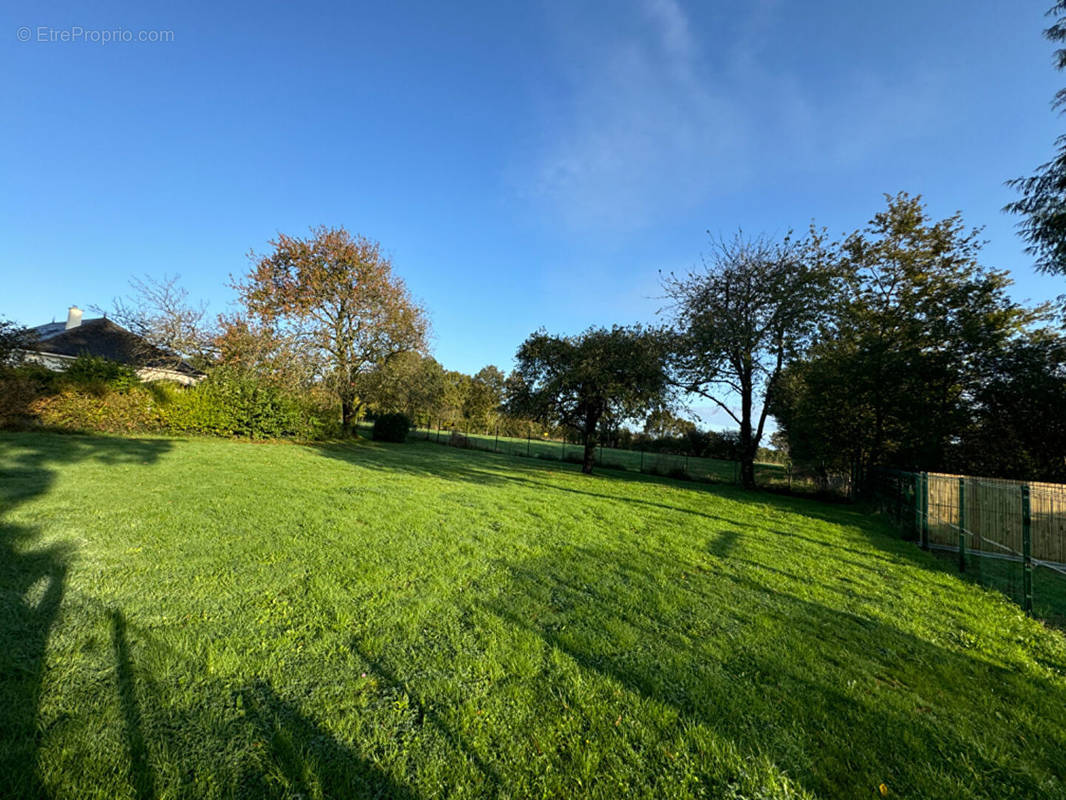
[582,440,596,474]
[341,395,357,434]
[740,451,756,489]
[739,372,757,489]
[580,409,600,474]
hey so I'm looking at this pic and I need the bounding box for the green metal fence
[874,469,1066,627]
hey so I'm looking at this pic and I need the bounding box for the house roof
[28,318,203,377]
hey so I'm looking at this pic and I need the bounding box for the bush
[160,367,312,439]
[2,361,338,441]
[30,386,164,434]
[61,355,141,393]
[372,413,410,443]
[0,367,53,427]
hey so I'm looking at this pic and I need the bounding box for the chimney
[66,306,83,330]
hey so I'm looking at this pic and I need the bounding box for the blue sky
[3,0,1064,426]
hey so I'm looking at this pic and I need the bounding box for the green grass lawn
[2,431,1065,799]
[402,424,788,486]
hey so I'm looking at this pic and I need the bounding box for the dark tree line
[772,195,1066,486]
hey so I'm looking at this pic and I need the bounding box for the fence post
[920,472,929,550]
[1022,484,1033,615]
[495,425,499,453]
[527,431,531,458]
[895,473,902,524]
[913,473,922,542]
[958,477,966,572]
[560,439,565,461]
[436,420,441,444]
[640,444,644,473]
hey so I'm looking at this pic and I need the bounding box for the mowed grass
[405,425,787,485]
[1,432,1065,800]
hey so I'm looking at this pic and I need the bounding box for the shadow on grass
[57,596,425,799]
[312,439,940,574]
[476,544,1066,798]
[312,439,762,529]
[0,432,172,799]
[350,642,506,799]
[112,610,156,800]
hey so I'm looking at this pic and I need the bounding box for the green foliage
[160,367,314,439]
[371,412,411,443]
[662,230,839,488]
[30,386,164,434]
[772,194,1039,485]
[508,325,671,473]
[60,355,141,392]
[3,363,334,440]
[0,366,58,427]
[0,318,35,367]
[955,330,1066,482]
[358,352,447,420]
[1005,1,1066,275]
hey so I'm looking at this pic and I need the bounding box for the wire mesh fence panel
[875,468,1066,626]
[355,418,810,491]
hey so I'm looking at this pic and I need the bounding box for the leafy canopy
[233,226,429,428]
[661,230,836,487]
[1006,1,1066,275]
[507,326,671,473]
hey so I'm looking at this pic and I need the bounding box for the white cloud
[520,0,749,230]
[515,0,950,233]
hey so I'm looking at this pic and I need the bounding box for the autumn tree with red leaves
[233,226,429,432]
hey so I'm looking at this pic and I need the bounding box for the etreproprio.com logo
[16,26,175,44]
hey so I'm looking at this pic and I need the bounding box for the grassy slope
[1,431,1064,800]
[404,425,787,485]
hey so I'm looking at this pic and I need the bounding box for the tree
[772,194,1038,488]
[0,318,34,367]
[215,313,319,394]
[463,365,505,429]
[643,407,696,438]
[954,329,1066,482]
[95,274,212,367]
[357,352,446,422]
[662,230,836,488]
[507,326,671,474]
[1006,1,1066,276]
[233,226,429,431]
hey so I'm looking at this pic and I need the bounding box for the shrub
[372,413,410,443]
[60,355,141,393]
[0,368,51,427]
[160,367,311,439]
[29,386,164,434]
[5,362,336,441]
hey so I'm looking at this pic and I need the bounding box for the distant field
[2,431,1065,799]
[400,424,789,486]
